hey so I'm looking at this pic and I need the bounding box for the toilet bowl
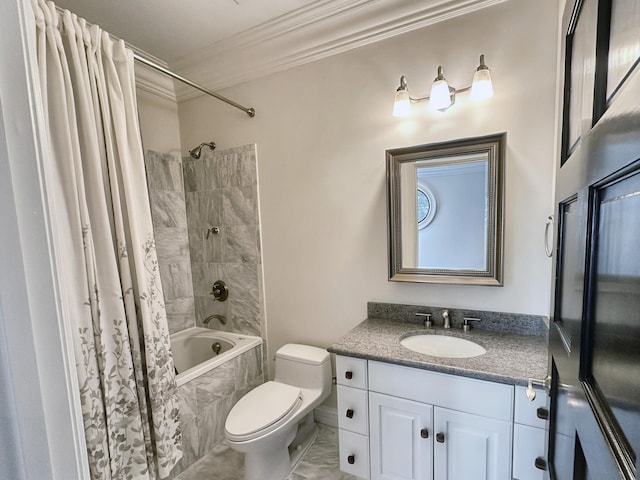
[224,344,332,480]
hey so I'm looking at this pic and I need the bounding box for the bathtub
[170,327,262,386]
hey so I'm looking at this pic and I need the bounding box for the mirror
[386,133,505,285]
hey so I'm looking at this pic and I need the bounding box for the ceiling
[53,0,320,64]
[53,0,508,97]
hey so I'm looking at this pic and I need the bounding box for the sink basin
[400,334,487,358]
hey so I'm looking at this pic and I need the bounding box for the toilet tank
[274,344,331,391]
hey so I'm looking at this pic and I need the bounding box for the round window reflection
[417,186,437,229]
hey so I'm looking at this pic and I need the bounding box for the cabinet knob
[534,457,547,470]
[420,428,429,439]
[345,371,353,380]
[436,432,445,443]
[346,408,354,419]
[347,454,355,465]
[536,407,549,420]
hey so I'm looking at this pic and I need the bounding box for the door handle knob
[420,428,429,438]
[345,371,353,380]
[436,432,445,443]
[347,454,355,465]
[346,408,354,419]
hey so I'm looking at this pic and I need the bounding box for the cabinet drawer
[514,386,550,428]
[368,361,514,422]
[338,429,370,479]
[337,385,369,435]
[513,424,546,480]
[336,355,368,389]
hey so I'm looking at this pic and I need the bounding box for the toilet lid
[225,381,302,441]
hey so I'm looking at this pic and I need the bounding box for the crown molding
[172,0,508,101]
[134,60,177,102]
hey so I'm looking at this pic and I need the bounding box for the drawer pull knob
[346,408,354,419]
[536,407,549,420]
[534,457,547,470]
[347,454,355,465]
[420,428,429,439]
[436,432,445,443]
[345,371,353,380]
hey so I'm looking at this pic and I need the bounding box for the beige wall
[136,65,182,159]
[178,0,559,377]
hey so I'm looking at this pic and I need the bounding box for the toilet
[224,344,332,480]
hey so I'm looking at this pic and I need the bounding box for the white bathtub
[170,327,262,386]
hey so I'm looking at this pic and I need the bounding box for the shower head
[189,141,216,159]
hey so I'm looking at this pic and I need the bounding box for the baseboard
[314,405,338,427]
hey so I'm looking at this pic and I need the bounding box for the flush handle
[420,428,429,439]
[345,371,353,380]
[346,409,354,419]
[347,454,355,465]
[536,407,549,420]
[436,432,445,443]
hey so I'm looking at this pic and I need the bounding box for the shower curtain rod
[133,54,255,117]
[52,6,255,117]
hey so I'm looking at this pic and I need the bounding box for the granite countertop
[328,316,548,386]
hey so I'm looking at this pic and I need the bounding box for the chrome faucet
[415,312,433,328]
[442,310,450,329]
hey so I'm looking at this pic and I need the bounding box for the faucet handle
[462,317,481,332]
[415,312,432,328]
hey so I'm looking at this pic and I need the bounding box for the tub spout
[203,314,226,325]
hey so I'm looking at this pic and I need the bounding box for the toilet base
[242,413,319,480]
[244,443,291,480]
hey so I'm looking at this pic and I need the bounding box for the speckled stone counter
[328,312,548,387]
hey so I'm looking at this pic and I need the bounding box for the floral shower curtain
[32,1,181,478]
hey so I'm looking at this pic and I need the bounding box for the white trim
[0,0,88,478]
[314,405,338,427]
[134,59,178,102]
[173,0,509,99]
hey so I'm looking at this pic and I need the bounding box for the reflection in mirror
[387,133,505,285]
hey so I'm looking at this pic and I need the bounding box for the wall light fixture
[392,54,493,117]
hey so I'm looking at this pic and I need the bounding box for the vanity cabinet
[512,386,549,480]
[336,356,370,478]
[369,392,433,479]
[368,361,512,480]
[336,355,547,480]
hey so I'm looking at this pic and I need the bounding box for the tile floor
[175,424,356,480]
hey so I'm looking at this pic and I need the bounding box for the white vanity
[329,306,549,480]
[336,357,548,480]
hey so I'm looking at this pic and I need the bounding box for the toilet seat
[225,381,303,442]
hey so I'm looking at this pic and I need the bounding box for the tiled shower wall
[145,150,196,334]
[145,144,264,338]
[183,144,264,338]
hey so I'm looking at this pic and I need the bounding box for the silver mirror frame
[386,132,506,285]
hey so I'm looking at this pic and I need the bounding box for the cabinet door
[433,407,511,480]
[369,392,433,480]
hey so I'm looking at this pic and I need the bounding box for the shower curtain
[32,1,181,478]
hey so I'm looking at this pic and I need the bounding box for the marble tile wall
[145,150,196,333]
[183,144,264,338]
[169,345,264,479]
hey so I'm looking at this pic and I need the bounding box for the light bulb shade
[393,88,411,117]
[470,68,493,100]
[429,79,452,111]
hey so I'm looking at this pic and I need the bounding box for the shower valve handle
[210,280,229,301]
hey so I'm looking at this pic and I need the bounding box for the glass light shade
[470,68,493,101]
[429,79,452,111]
[393,88,411,117]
